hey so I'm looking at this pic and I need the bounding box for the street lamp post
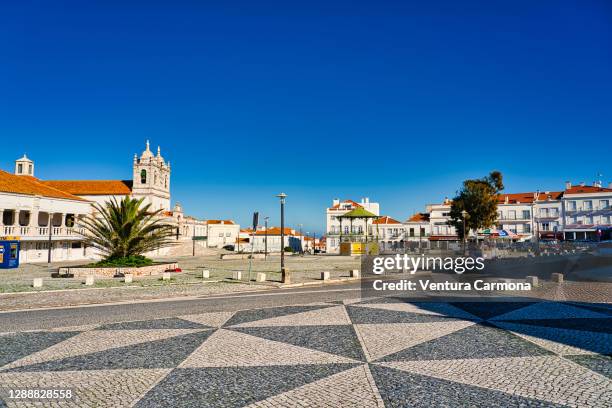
[276,193,288,283]
[461,210,468,255]
[264,216,269,260]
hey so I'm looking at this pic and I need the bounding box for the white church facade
[0,142,237,264]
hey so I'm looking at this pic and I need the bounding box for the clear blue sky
[1,0,611,234]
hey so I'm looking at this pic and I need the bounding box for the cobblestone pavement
[0,298,611,407]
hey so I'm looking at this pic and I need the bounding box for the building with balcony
[371,216,404,251]
[562,181,612,241]
[1,142,238,263]
[403,212,431,242]
[427,198,459,244]
[496,192,536,240]
[0,168,93,263]
[325,198,379,254]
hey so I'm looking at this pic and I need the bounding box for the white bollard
[85,275,95,286]
[162,272,171,281]
[256,272,266,282]
[551,273,564,283]
[350,269,360,278]
[202,269,210,279]
[124,274,133,284]
[321,271,330,281]
[233,271,242,280]
[525,276,539,287]
[32,278,43,288]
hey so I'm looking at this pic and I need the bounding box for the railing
[0,225,86,238]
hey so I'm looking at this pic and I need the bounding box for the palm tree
[79,196,176,260]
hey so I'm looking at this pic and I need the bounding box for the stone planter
[58,263,179,278]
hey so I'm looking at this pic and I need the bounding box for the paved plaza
[0,296,611,407]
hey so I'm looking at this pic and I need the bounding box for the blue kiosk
[0,239,20,269]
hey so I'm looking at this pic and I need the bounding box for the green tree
[448,171,504,240]
[79,196,176,261]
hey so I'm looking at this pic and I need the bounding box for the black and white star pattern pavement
[1,298,611,407]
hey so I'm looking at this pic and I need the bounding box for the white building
[244,227,303,253]
[202,220,240,248]
[0,167,94,263]
[562,181,612,241]
[370,216,405,251]
[427,198,458,244]
[1,142,240,264]
[496,193,536,240]
[325,198,380,254]
[403,212,431,241]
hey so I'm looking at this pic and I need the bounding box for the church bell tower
[131,141,171,210]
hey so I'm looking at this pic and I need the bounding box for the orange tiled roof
[330,199,363,210]
[498,191,564,204]
[565,186,612,194]
[373,216,401,225]
[41,180,133,196]
[0,170,86,201]
[206,219,235,225]
[407,212,430,222]
[254,227,298,236]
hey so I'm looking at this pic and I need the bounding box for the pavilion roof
[338,207,378,218]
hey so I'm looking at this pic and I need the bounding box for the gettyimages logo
[371,254,485,275]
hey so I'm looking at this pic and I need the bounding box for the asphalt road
[0,282,364,332]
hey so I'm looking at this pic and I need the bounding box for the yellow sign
[0,236,20,241]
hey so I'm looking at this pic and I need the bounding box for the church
[0,142,239,263]
[38,140,171,211]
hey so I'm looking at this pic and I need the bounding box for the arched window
[140,169,147,184]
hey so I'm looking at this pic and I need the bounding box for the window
[140,169,147,184]
[551,208,558,217]
[28,164,32,175]
[344,226,349,234]
[524,224,531,233]
[218,233,223,237]
[567,201,576,211]
[17,163,23,173]
[600,200,610,210]
[539,208,548,217]
[225,232,231,237]
[522,210,530,219]
[409,228,415,237]
[420,227,426,236]
[541,222,549,231]
[586,216,593,224]
[508,210,516,220]
[71,242,81,249]
[584,200,593,210]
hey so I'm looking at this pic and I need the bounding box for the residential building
[371,216,405,251]
[533,191,564,240]
[496,193,536,240]
[202,220,240,248]
[427,198,458,244]
[403,212,431,242]
[325,198,380,254]
[562,181,612,241]
[245,227,303,253]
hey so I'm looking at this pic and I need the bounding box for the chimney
[504,196,509,204]
[579,181,585,187]
[332,198,339,206]
[365,197,369,204]
[565,181,571,189]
